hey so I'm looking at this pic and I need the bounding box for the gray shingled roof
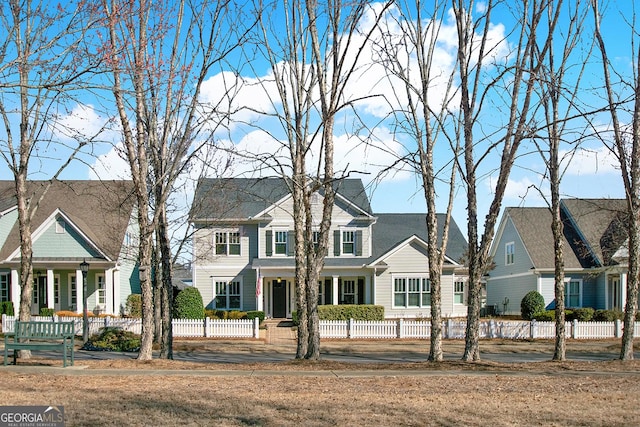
[561,199,629,266]
[370,213,467,264]
[0,180,135,262]
[190,177,372,221]
[506,207,586,269]
[505,198,629,269]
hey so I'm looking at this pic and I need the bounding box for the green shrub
[593,309,624,322]
[533,310,555,321]
[569,307,594,322]
[39,307,55,316]
[564,309,574,321]
[85,327,140,352]
[244,311,265,323]
[125,294,142,317]
[520,291,545,320]
[173,287,205,319]
[293,305,384,324]
[1,301,14,316]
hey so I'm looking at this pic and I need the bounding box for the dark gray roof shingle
[0,180,135,262]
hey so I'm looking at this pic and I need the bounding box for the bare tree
[247,0,391,359]
[100,0,247,359]
[0,0,99,352]
[530,0,591,361]
[374,0,459,361]
[453,0,554,361]
[593,0,640,360]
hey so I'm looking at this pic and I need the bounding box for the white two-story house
[190,178,469,319]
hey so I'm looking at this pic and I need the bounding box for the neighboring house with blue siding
[487,199,631,315]
[189,178,469,319]
[0,180,140,316]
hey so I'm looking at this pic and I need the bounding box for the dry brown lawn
[1,339,639,426]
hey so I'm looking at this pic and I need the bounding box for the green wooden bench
[4,321,75,367]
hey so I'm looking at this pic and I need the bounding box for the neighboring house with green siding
[487,199,632,315]
[189,178,469,319]
[0,180,140,315]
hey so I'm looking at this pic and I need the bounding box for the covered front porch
[258,272,375,319]
[3,259,122,316]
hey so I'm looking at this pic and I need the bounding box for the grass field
[1,339,639,426]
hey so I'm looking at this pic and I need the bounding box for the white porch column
[75,269,84,314]
[332,276,339,305]
[112,268,120,315]
[365,275,371,304]
[11,269,20,313]
[46,269,54,309]
[105,267,114,315]
[256,273,264,312]
[621,273,628,309]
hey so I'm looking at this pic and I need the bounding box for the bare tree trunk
[592,0,640,360]
[158,203,174,359]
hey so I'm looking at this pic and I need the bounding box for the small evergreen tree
[173,287,205,319]
[521,291,546,320]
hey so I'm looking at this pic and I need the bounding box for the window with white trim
[341,279,355,304]
[505,242,515,265]
[454,280,465,304]
[342,231,355,254]
[565,279,581,307]
[274,231,288,255]
[97,274,106,305]
[214,279,242,310]
[394,276,431,308]
[54,276,60,305]
[215,230,241,256]
[69,274,77,308]
[0,274,9,302]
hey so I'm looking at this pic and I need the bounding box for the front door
[32,276,47,314]
[272,280,287,318]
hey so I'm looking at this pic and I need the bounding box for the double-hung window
[0,274,9,302]
[341,279,355,304]
[565,279,581,307]
[214,230,241,256]
[342,231,355,255]
[97,274,106,305]
[505,242,515,265]
[215,279,242,310]
[69,275,77,308]
[275,231,288,255]
[454,280,465,304]
[394,276,431,308]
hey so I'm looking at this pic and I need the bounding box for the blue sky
[2,1,633,242]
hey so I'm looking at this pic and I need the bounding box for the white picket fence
[318,318,640,340]
[3,314,639,340]
[1,315,260,339]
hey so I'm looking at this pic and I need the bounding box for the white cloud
[88,142,131,180]
[560,145,619,176]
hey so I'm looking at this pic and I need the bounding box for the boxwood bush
[293,305,385,324]
[173,287,205,319]
[520,291,545,320]
[532,310,555,321]
[593,309,624,322]
[84,327,140,352]
[566,307,594,321]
